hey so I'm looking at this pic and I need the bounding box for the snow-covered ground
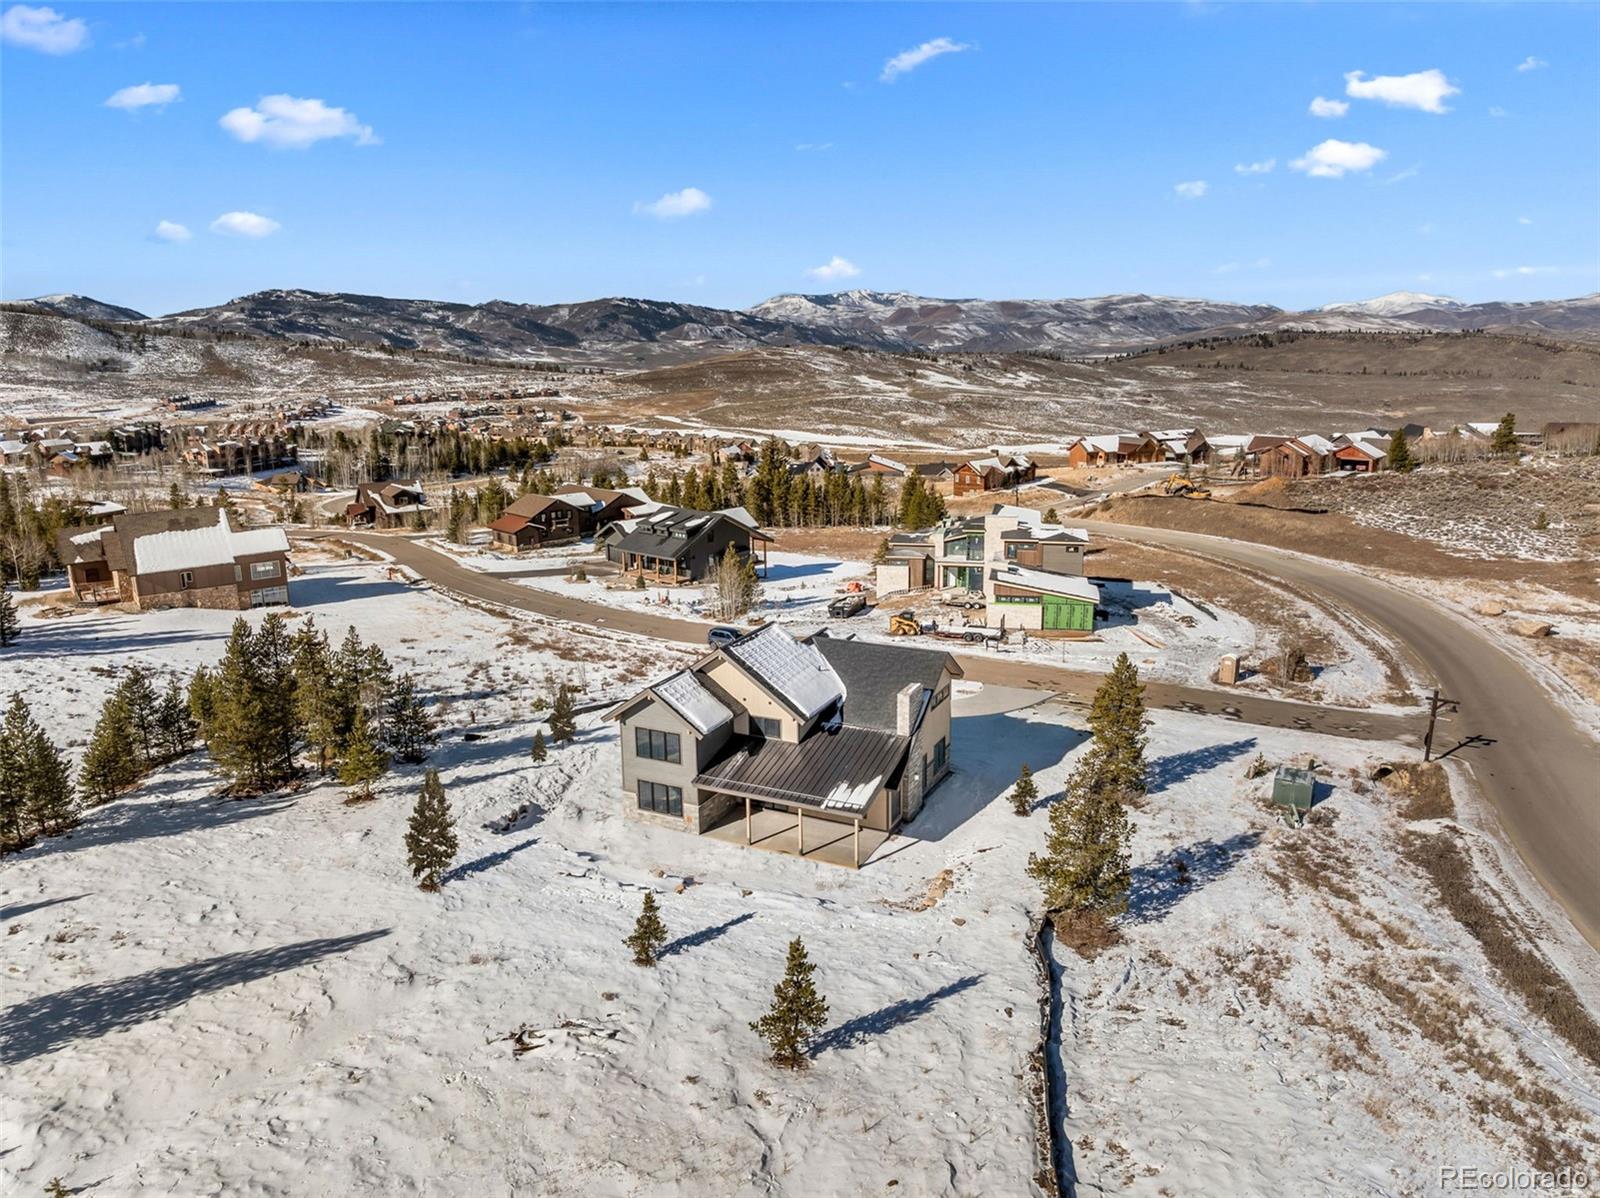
[2,552,1596,1194]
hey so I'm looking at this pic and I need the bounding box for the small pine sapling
[1010,764,1039,816]
[404,768,458,891]
[750,937,828,1069]
[625,891,668,966]
[529,729,547,762]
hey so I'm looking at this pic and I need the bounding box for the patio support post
[797,807,804,856]
[745,796,751,843]
[853,818,861,868]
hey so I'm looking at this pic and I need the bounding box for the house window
[752,716,782,739]
[994,593,1041,604]
[932,737,948,775]
[637,780,683,816]
[931,684,950,710]
[634,727,681,764]
[250,560,280,580]
[179,571,194,589]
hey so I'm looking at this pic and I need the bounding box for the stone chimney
[895,683,924,736]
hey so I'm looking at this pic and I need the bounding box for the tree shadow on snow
[443,837,538,884]
[291,569,415,608]
[811,973,985,1056]
[762,560,842,584]
[0,928,391,1065]
[0,893,91,922]
[658,911,755,959]
[1145,737,1258,795]
[7,618,228,661]
[1124,831,1261,925]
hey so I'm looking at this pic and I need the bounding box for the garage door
[251,585,290,608]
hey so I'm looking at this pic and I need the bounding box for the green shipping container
[1042,595,1095,631]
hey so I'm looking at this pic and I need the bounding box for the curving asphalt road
[313,526,1597,948]
[1075,518,1600,951]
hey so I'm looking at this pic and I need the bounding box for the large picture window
[637,780,683,816]
[634,727,681,763]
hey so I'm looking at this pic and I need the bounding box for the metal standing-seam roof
[694,724,907,813]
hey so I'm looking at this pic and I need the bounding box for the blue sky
[3,2,1596,316]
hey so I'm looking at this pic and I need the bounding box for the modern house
[346,481,430,529]
[875,503,1097,634]
[1331,433,1391,472]
[1258,435,1335,479]
[551,483,649,530]
[1065,433,1162,468]
[596,504,771,583]
[57,507,291,611]
[606,624,962,866]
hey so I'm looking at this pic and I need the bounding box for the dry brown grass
[1051,908,1123,958]
[1379,762,1456,821]
[1403,829,1600,1073]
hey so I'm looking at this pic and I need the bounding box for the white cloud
[1,4,87,53]
[1309,96,1349,119]
[1488,106,1508,118]
[1344,68,1460,114]
[633,187,712,219]
[794,142,834,152]
[1234,158,1275,175]
[209,211,280,238]
[880,36,970,83]
[806,256,861,281]
[1515,56,1547,72]
[1174,180,1208,199]
[105,82,180,111]
[1383,165,1421,185]
[154,220,191,242]
[1290,139,1387,178]
[1491,265,1556,279]
[1518,216,1534,225]
[220,94,378,149]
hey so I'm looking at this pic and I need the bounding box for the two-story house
[606,625,961,867]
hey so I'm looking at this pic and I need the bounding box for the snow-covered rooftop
[724,623,845,720]
[132,510,289,575]
[991,565,1101,603]
[652,670,733,734]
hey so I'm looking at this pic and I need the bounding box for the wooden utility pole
[1422,689,1460,762]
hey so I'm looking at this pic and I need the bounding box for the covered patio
[703,799,890,869]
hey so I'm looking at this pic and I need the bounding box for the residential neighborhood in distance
[2,2,1597,1196]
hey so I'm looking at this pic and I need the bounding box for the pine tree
[1044,507,1060,524]
[207,618,293,792]
[293,621,341,772]
[1386,428,1416,473]
[1009,763,1039,817]
[115,665,161,769]
[0,693,32,845]
[156,675,197,761]
[25,720,76,837]
[529,729,547,762]
[1490,412,1518,457]
[548,683,577,745]
[404,768,457,890]
[187,666,217,746]
[79,692,141,806]
[45,1177,70,1198]
[339,702,388,801]
[382,672,437,764]
[168,481,186,510]
[0,588,19,648]
[1080,653,1149,800]
[750,937,829,1069]
[625,890,669,966]
[1026,759,1133,917]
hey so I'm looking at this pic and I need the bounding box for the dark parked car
[707,625,742,648]
[826,593,867,618]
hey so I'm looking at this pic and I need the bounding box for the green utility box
[1272,765,1317,824]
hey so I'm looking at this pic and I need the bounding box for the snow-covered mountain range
[10,287,1600,361]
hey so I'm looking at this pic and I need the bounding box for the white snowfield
[1,553,1595,1195]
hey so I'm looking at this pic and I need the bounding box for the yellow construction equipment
[1162,475,1211,499]
[887,610,922,636]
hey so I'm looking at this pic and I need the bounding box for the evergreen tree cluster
[1490,412,1519,457]
[187,616,435,795]
[0,693,77,849]
[0,472,90,589]
[297,425,555,488]
[79,666,196,807]
[0,588,19,648]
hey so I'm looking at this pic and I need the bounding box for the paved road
[317,530,1418,746]
[1075,518,1600,950]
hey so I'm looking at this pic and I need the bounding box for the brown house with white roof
[346,482,430,529]
[57,508,291,611]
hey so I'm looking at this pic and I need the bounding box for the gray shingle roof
[811,635,960,734]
